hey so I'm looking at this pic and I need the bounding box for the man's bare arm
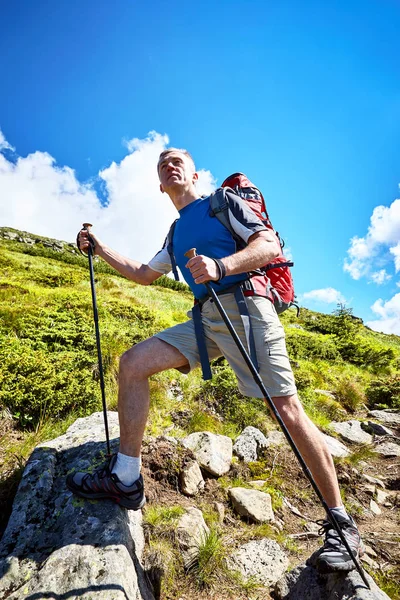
[78,230,161,285]
[187,230,280,284]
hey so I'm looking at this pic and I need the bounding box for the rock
[233,426,268,462]
[362,553,380,570]
[249,480,268,489]
[2,230,18,239]
[374,441,400,457]
[364,484,376,495]
[362,421,394,436]
[181,432,232,476]
[179,461,204,496]
[212,502,225,524]
[266,430,287,446]
[0,412,154,600]
[228,538,288,586]
[368,410,400,427]
[364,545,378,558]
[370,499,381,515]
[375,489,389,504]
[288,324,304,330]
[329,420,373,445]
[361,473,386,488]
[176,508,209,569]
[322,433,350,457]
[228,487,274,523]
[274,562,390,599]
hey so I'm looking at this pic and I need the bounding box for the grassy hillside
[1,226,399,598]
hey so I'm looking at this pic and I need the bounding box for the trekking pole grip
[184,248,197,259]
[81,222,96,255]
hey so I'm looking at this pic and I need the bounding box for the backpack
[215,172,297,314]
[166,172,298,315]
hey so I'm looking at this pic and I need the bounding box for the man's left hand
[186,255,221,284]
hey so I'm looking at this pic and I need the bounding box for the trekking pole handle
[78,222,96,255]
[184,248,197,259]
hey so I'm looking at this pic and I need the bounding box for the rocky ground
[1,409,398,600]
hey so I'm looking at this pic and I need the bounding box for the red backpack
[211,173,297,314]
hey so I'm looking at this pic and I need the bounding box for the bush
[337,337,395,373]
[334,376,366,412]
[366,376,400,410]
[0,337,100,427]
[285,329,340,361]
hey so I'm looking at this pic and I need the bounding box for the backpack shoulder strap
[165,219,179,281]
[209,187,236,238]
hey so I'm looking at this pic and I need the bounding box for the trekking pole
[78,223,111,456]
[184,248,370,589]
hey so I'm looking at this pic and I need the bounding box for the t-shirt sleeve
[225,190,267,244]
[147,245,172,275]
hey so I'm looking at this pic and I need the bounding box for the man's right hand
[77,228,102,256]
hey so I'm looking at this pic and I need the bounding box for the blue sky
[1,0,400,333]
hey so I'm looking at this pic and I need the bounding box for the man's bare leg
[117,337,188,457]
[271,394,342,508]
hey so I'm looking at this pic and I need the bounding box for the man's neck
[168,188,200,211]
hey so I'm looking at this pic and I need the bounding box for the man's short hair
[157,148,196,174]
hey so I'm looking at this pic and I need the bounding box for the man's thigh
[154,317,221,375]
[202,294,297,399]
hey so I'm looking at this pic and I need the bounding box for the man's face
[158,152,198,194]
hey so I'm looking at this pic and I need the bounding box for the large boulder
[0,412,154,600]
[274,562,390,600]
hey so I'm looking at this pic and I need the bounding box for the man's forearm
[97,245,157,285]
[222,235,280,277]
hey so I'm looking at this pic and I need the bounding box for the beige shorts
[155,293,297,399]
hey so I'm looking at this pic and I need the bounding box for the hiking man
[68,148,363,573]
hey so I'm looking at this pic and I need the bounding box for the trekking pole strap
[192,303,212,381]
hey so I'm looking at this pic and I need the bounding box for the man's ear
[192,172,199,184]
[159,183,164,193]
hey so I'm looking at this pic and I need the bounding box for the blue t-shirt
[172,198,247,299]
[148,193,267,300]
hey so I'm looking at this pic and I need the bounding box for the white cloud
[370,269,392,285]
[344,198,400,281]
[302,287,346,304]
[366,293,400,335]
[0,128,15,152]
[0,129,216,264]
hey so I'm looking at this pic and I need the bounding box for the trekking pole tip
[184,248,197,259]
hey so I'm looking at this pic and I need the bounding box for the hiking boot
[66,454,146,510]
[307,514,364,573]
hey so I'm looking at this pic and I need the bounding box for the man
[68,148,362,573]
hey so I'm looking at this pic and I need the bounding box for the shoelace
[316,519,346,551]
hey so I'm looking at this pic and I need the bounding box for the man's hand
[186,255,220,284]
[77,229,102,256]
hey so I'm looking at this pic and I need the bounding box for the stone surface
[375,489,389,504]
[266,430,287,446]
[322,433,350,457]
[370,499,381,516]
[233,426,268,462]
[0,412,154,600]
[329,420,373,445]
[179,460,204,496]
[176,507,209,569]
[361,473,386,488]
[374,441,400,457]
[228,487,275,523]
[362,421,394,437]
[228,538,288,586]
[274,563,391,600]
[368,410,400,426]
[181,431,232,476]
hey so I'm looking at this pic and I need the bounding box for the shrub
[334,376,366,412]
[285,329,340,361]
[366,376,400,410]
[337,337,395,373]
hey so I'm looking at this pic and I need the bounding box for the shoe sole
[66,481,146,511]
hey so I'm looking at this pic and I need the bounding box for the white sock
[328,505,349,521]
[112,452,141,486]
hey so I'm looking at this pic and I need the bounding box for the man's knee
[119,344,150,380]
[271,394,304,428]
